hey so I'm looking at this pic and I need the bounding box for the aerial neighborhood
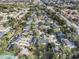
[0,0,79,59]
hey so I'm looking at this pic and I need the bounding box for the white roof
[0,27,11,33]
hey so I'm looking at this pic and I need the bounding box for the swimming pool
[0,55,16,59]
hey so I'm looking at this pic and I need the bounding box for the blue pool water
[0,55,16,59]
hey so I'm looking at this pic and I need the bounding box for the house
[0,26,11,38]
[0,12,8,24]
[63,38,76,48]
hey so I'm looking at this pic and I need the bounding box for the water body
[0,55,16,59]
